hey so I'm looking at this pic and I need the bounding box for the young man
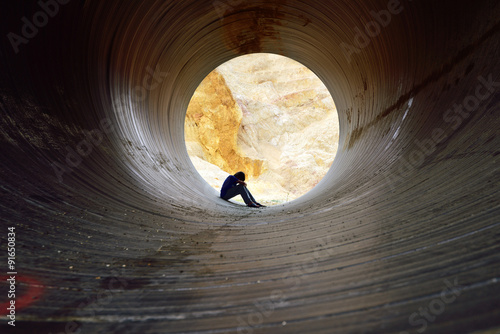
[220,171,265,207]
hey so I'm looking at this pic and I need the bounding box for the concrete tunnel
[1,0,499,333]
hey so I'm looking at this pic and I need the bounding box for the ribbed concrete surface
[1,1,499,333]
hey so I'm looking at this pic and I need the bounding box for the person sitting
[220,171,265,207]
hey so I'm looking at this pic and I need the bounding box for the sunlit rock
[185,54,339,205]
[184,70,264,178]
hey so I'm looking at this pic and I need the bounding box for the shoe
[247,203,260,208]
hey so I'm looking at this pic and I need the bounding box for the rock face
[184,70,264,178]
[185,53,339,205]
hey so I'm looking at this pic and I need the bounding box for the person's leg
[243,186,257,203]
[241,186,265,206]
[222,184,255,205]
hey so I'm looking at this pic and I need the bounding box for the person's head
[234,171,245,181]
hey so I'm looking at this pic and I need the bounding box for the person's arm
[236,180,247,186]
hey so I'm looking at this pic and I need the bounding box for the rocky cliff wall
[184,70,264,178]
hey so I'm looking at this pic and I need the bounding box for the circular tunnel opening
[184,53,339,206]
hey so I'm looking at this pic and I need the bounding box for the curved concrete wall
[1,0,499,333]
